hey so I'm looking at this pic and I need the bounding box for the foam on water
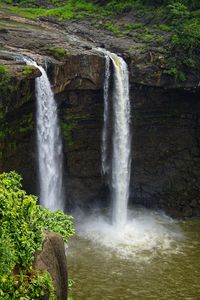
[75,208,183,260]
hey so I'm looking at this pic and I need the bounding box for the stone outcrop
[0,14,200,217]
[34,232,68,300]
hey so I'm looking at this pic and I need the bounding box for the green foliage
[105,0,135,13]
[68,278,75,300]
[0,0,199,83]
[0,171,75,299]
[141,0,168,6]
[171,20,200,50]
[2,0,97,20]
[159,24,172,31]
[21,65,33,77]
[0,64,12,99]
[167,2,189,23]
[125,22,144,30]
[48,46,67,60]
[61,121,76,146]
[0,113,34,140]
[105,21,120,34]
[163,67,186,82]
[1,270,56,300]
[163,67,177,76]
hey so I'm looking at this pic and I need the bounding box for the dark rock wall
[130,86,200,217]
[57,89,104,208]
[0,77,38,194]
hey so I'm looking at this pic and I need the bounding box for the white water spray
[25,58,64,211]
[101,50,131,226]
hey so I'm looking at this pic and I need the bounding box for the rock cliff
[0,14,200,217]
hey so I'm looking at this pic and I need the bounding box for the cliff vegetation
[0,171,74,299]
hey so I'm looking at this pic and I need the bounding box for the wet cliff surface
[0,14,200,217]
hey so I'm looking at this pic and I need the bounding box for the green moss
[142,32,155,43]
[159,24,172,31]
[0,113,34,140]
[178,71,186,82]
[105,21,121,35]
[21,65,34,77]
[61,121,76,146]
[125,23,145,30]
[163,67,186,82]
[0,0,97,20]
[61,114,92,146]
[0,64,12,97]
[48,47,67,60]
[163,67,177,76]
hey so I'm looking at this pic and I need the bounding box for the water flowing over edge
[24,57,64,211]
[99,48,132,226]
[101,54,110,177]
[110,53,131,226]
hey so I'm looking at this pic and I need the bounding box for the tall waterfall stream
[25,58,64,211]
[101,50,131,226]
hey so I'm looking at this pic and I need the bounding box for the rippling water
[68,208,200,300]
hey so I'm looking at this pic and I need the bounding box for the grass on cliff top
[0,0,200,49]
[0,0,98,19]
[0,0,199,78]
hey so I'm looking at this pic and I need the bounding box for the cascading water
[101,50,131,226]
[24,58,64,211]
[101,54,110,177]
[110,53,131,226]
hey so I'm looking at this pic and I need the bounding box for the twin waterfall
[101,51,131,226]
[25,58,64,211]
[25,51,131,225]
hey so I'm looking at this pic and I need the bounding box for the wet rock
[190,199,198,208]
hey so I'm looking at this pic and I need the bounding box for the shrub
[48,46,67,60]
[0,171,74,299]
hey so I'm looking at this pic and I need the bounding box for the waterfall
[110,53,131,226]
[101,50,131,226]
[102,55,110,177]
[24,58,64,211]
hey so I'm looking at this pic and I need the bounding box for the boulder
[34,232,68,300]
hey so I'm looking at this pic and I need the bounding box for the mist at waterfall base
[72,207,182,260]
[68,217,200,300]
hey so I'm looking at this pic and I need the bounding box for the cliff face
[131,87,200,217]
[0,15,200,217]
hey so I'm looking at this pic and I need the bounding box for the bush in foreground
[0,171,75,299]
